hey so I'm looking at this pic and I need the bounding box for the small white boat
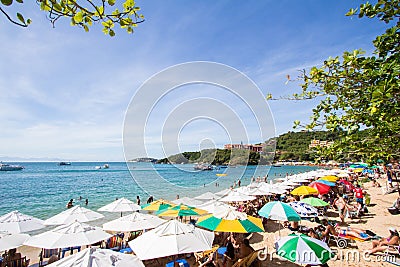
[103,164,109,169]
[0,163,24,171]
[95,166,102,170]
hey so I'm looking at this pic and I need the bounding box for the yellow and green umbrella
[319,175,339,182]
[196,208,264,233]
[156,204,208,217]
[291,186,318,196]
[141,199,174,212]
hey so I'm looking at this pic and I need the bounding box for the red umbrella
[309,181,331,195]
[338,179,355,190]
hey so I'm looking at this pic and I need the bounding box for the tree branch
[0,7,28,27]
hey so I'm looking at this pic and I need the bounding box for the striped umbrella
[196,206,264,233]
[277,233,334,265]
[156,205,208,217]
[141,199,174,212]
[258,201,301,222]
[291,186,318,196]
[288,202,318,218]
[309,182,331,195]
[313,179,336,186]
[319,175,339,182]
[300,197,329,207]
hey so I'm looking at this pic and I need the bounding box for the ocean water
[0,162,318,221]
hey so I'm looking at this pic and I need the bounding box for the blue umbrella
[313,180,336,186]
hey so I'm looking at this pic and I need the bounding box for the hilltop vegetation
[157,130,343,165]
[157,148,267,165]
[272,131,342,162]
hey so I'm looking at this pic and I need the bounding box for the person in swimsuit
[367,227,399,254]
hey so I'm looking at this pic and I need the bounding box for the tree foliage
[288,0,399,163]
[0,0,144,36]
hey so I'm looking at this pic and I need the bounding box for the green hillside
[157,130,343,165]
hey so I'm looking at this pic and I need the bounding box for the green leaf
[26,18,31,25]
[16,13,25,24]
[108,0,115,6]
[15,0,22,3]
[109,29,115,37]
[1,0,13,6]
[73,11,83,23]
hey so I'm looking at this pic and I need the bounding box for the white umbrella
[214,188,232,197]
[0,231,30,251]
[194,192,219,201]
[219,190,256,202]
[47,247,144,267]
[129,220,214,260]
[196,200,234,214]
[172,197,204,207]
[98,198,141,214]
[24,221,112,249]
[103,213,166,232]
[0,210,45,234]
[44,206,104,226]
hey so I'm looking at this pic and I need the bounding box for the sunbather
[320,219,370,240]
[366,227,400,254]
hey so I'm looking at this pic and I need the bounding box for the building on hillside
[309,140,334,148]
[224,143,264,153]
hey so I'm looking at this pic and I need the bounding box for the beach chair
[385,244,400,256]
[39,249,59,266]
[3,256,30,267]
[194,245,219,264]
[232,250,260,267]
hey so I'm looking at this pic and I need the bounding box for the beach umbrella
[156,204,208,217]
[197,205,264,233]
[172,197,204,207]
[0,231,30,251]
[141,199,174,212]
[196,201,234,214]
[291,186,318,196]
[313,180,336,186]
[319,175,338,182]
[103,213,166,232]
[194,192,220,201]
[309,182,331,195]
[214,188,232,197]
[300,197,329,207]
[97,198,141,216]
[337,173,349,178]
[46,247,145,267]
[281,180,299,186]
[24,221,112,249]
[44,206,104,226]
[288,202,318,218]
[276,233,334,265]
[0,210,45,234]
[128,220,214,260]
[258,201,301,222]
[219,190,256,202]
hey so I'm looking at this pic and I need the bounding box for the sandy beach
[14,175,400,267]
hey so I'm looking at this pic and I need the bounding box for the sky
[0,0,387,161]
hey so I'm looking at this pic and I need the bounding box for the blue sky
[0,0,387,161]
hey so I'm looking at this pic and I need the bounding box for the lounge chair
[194,245,219,264]
[2,256,30,267]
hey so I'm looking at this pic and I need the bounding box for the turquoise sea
[0,162,318,221]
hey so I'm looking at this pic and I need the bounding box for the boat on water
[58,162,71,166]
[216,173,227,177]
[0,163,24,171]
[103,164,109,169]
[194,163,213,171]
